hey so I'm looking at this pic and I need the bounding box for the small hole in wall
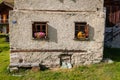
[59,0,64,3]
[39,64,49,71]
[97,8,100,11]
[59,54,72,69]
[72,0,76,2]
[19,59,23,63]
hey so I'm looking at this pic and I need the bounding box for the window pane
[36,25,40,32]
[42,25,46,33]
[80,26,85,33]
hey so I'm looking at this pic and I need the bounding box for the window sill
[73,38,89,41]
[32,37,49,40]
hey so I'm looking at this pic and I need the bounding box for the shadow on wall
[48,25,58,43]
[48,25,95,42]
[59,0,76,3]
[89,25,95,41]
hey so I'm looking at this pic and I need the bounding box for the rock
[102,58,114,64]
[61,62,68,68]
[31,63,39,67]
[9,67,19,73]
[107,59,114,64]
[19,63,31,67]
[9,63,19,67]
[67,63,72,69]
[61,62,72,69]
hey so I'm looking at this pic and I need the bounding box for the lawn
[1,37,120,80]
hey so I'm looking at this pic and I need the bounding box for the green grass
[1,37,120,80]
[0,38,21,80]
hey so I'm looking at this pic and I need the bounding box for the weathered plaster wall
[14,0,103,11]
[9,0,105,68]
[9,10,105,67]
[10,11,104,50]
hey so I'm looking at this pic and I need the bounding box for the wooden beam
[11,49,87,53]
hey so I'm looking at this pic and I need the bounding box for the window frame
[32,22,48,40]
[74,22,89,41]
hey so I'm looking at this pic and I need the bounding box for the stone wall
[9,0,105,68]
[10,51,103,68]
[14,0,103,11]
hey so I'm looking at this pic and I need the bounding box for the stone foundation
[10,51,103,68]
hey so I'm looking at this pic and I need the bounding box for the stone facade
[9,0,105,68]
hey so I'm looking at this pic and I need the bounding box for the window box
[73,37,89,41]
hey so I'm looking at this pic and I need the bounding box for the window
[32,22,48,39]
[75,22,89,40]
[0,14,8,24]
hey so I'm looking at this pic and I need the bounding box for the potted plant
[34,32,46,39]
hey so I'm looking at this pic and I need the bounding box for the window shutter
[32,23,35,38]
[46,23,48,38]
[85,24,89,38]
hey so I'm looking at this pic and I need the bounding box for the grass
[1,37,120,80]
[0,37,21,80]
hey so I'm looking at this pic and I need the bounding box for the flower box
[34,32,46,39]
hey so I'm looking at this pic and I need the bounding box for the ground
[1,36,120,80]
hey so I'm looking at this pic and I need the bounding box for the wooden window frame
[32,22,48,40]
[0,14,8,24]
[74,22,89,41]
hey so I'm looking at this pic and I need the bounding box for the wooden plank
[46,23,48,38]
[11,49,87,53]
[105,5,120,27]
[19,9,96,13]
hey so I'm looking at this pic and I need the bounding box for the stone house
[9,0,105,69]
[0,0,13,34]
